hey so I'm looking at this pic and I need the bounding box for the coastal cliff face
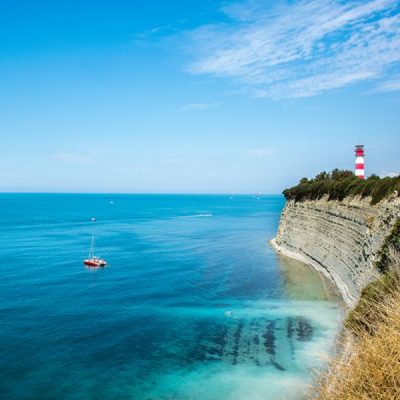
[274,195,400,306]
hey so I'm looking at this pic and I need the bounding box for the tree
[315,171,329,181]
[331,168,354,181]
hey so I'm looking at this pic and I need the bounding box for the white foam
[183,213,213,218]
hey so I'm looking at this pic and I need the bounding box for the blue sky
[1,0,399,193]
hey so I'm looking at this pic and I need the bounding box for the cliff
[272,195,400,306]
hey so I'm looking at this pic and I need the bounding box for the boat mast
[89,233,95,258]
[88,217,96,259]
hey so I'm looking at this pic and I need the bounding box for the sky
[0,0,399,194]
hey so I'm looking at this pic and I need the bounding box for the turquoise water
[0,194,341,400]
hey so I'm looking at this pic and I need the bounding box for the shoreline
[270,238,356,308]
[270,237,356,398]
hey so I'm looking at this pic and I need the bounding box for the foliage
[375,219,400,273]
[283,170,400,205]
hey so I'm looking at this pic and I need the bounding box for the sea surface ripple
[0,194,342,400]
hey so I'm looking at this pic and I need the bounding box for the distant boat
[84,221,107,267]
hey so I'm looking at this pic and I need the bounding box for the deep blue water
[0,194,341,400]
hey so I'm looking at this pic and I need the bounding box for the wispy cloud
[132,24,174,43]
[53,148,108,163]
[379,171,399,177]
[373,77,400,92]
[183,0,400,98]
[180,102,220,111]
[53,152,91,163]
[0,169,20,179]
[245,148,277,156]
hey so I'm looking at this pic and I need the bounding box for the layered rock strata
[272,195,400,306]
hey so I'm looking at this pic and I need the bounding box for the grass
[309,253,400,400]
[345,271,398,335]
[283,170,400,205]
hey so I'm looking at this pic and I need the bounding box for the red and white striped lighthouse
[355,145,365,179]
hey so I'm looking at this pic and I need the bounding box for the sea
[0,194,342,400]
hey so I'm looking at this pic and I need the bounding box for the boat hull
[84,259,107,267]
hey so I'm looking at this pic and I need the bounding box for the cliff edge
[273,195,400,306]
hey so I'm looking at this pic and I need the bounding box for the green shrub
[375,219,400,273]
[283,170,400,204]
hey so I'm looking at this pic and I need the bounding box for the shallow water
[0,194,342,400]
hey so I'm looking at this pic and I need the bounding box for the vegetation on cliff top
[310,251,400,400]
[283,169,400,205]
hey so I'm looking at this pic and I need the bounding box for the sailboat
[83,231,107,267]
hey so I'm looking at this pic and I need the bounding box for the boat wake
[183,213,213,218]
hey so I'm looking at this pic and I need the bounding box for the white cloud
[53,148,108,163]
[132,24,175,43]
[53,152,91,163]
[373,77,400,92]
[246,148,277,156]
[183,0,400,98]
[379,171,399,177]
[0,169,20,178]
[180,102,220,111]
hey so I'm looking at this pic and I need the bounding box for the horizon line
[0,191,283,196]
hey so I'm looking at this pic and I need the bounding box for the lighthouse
[355,145,365,179]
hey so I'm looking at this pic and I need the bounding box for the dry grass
[309,254,400,400]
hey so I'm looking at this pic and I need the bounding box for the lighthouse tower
[355,145,365,179]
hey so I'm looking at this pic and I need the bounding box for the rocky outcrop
[273,195,400,306]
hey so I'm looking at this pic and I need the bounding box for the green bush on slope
[375,219,400,272]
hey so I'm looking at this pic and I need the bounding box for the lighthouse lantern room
[355,145,365,179]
